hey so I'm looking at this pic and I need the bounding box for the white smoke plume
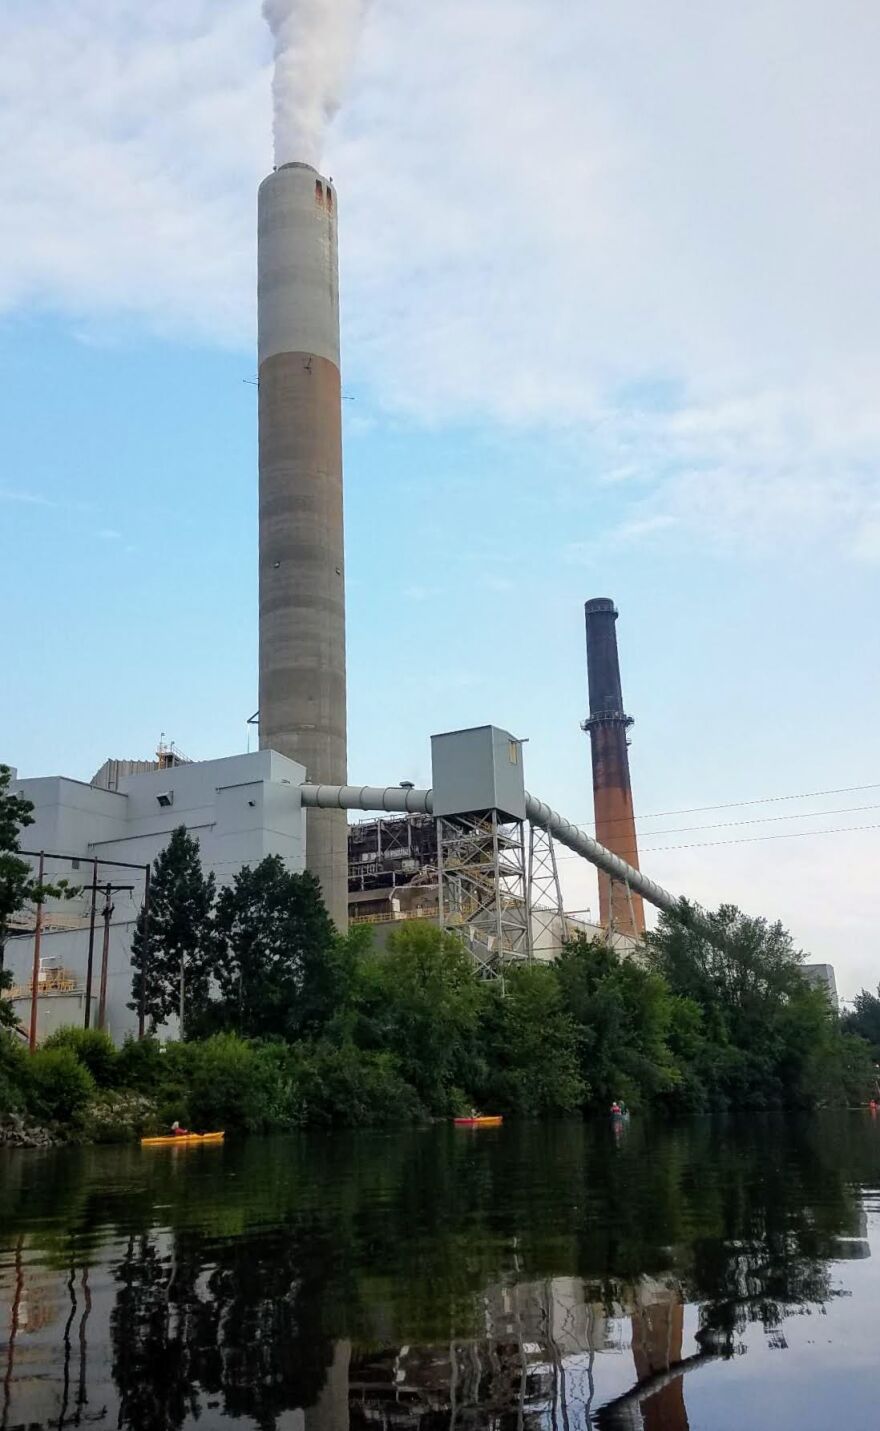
[263,0,368,168]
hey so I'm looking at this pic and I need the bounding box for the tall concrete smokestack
[258,161,348,928]
[583,599,645,938]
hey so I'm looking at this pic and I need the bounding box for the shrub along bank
[1,909,873,1143]
[1,805,872,1142]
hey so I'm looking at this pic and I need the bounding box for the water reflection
[1,1115,878,1430]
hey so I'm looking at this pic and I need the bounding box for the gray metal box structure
[431,726,526,821]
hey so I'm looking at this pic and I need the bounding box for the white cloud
[0,1,267,344]
[0,0,879,557]
[0,486,91,513]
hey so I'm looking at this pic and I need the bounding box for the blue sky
[2,1,879,996]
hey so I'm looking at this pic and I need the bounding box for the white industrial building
[4,751,306,1043]
[4,726,660,1046]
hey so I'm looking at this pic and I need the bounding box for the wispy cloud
[0,488,59,507]
[0,1,878,557]
[0,487,91,514]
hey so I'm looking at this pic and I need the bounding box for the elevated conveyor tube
[522,794,676,913]
[299,784,678,915]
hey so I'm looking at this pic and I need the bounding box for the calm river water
[2,1115,880,1430]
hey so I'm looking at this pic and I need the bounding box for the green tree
[0,1029,28,1114]
[129,827,216,1035]
[648,902,805,1020]
[285,1042,425,1126]
[210,858,338,1040]
[27,1046,95,1123]
[842,986,880,1064]
[555,936,681,1111]
[480,963,584,1115]
[185,1034,287,1134]
[354,923,484,1113]
[647,903,865,1109]
[43,1026,119,1087]
[0,969,20,1032]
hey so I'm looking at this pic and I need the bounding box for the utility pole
[84,857,99,1030]
[96,883,134,1034]
[179,953,185,1041]
[138,863,151,1040]
[28,852,45,1052]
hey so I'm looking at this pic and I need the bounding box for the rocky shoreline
[0,1113,65,1149]
[0,1091,161,1149]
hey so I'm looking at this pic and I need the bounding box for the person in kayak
[170,1120,190,1136]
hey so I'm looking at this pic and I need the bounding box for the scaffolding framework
[527,822,565,957]
[603,873,641,956]
[437,811,530,979]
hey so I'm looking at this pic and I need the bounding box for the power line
[643,822,880,853]
[635,800,880,839]
[555,820,880,861]
[572,778,880,835]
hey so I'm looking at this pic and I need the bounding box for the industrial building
[802,963,839,1010]
[4,725,651,1043]
[3,751,305,1042]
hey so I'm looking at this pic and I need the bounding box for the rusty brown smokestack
[583,598,645,938]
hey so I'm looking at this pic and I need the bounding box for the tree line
[1,784,877,1136]
[123,824,875,1124]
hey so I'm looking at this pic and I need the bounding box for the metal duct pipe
[298,784,678,915]
[523,794,676,915]
[300,784,434,815]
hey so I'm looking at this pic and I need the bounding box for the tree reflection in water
[0,1113,875,1430]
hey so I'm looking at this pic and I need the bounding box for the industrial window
[509,741,518,765]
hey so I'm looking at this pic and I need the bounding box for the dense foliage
[646,904,873,1111]
[1,803,874,1138]
[130,826,216,1034]
[207,859,341,1041]
[842,985,880,1069]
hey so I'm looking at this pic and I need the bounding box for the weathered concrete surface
[258,163,348,928]
[258,164,340,368]
[590,728,647,937]
[584,599,646,939]
[258,352,347,924]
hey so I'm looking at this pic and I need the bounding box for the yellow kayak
[454,1116,503,1127]
[141,1132,225,1148]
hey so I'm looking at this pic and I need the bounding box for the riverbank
[0,1111,63,1148]
[2,921,874,1146]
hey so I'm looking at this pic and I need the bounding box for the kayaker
[170,1120,190,1137]
[610,1101,622,1117]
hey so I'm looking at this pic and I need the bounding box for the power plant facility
[1,149,836,1044]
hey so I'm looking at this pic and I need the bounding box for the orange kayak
[141,1132,225,1148]
[454,1116,503,1127]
